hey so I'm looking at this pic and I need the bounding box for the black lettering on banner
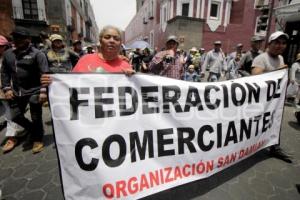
[197,125,214,151]
[231,83,246,106]
[102,135,126,168]
[70,88,90,120]
[141,86,159,114]
[270,111,275,128]
[75,138,99,171]
[118,87,138,116]
[217,123,222,148]
[240,119,252,141]
[130,131,154,162]
[204,85,221,110]
[221,84,229,108]
[266,78,281,101]
[262,112,271,133]
[254,115,262,136]
[177,127,196,154]
[276,78,282,98]
[245,83,260,103]
[224,121,238,146]
[94,87,116,118]
[184,86,203,112]
[157,129,175,157]
[162,86,183,113]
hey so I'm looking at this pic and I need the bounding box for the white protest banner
[49,69,288,200]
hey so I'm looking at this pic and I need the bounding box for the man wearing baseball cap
[149,35,184,79]
[252,31,291,163]
[239,35,264,75]
[252,31,288,73]
[46,34,79,72]
[227,43,244,66]
[201,40,226,82]
[1,26,49,153]
[39,31,51,53]
[72,40,85,57]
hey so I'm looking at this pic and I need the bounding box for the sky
[90,0,136,31]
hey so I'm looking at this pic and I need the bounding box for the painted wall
[125,0,277,52]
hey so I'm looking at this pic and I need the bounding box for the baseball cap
[11,26,31,37]
[251,35,263,42]
[73,40,82,45]
[0,35,8,46]
[166,35,178,44]
[268,31,289,43]
[214,40,222,45]
[49,34,63,42]
[236,43,243,47]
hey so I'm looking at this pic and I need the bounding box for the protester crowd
[0,25,299,167]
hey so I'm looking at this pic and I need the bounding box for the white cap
[268,31,289,43]
[190,47,198,52]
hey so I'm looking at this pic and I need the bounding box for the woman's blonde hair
[99,25,122,41]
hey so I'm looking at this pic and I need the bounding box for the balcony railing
[12,6,47,22]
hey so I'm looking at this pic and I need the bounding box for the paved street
[0,105,300,200]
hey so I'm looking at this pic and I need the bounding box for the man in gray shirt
[201,41,226,82]
[252,31,291,163]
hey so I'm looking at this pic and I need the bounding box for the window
[163,7,167,22]
[149,0,154,19]
[22,0,38,20]
[255,16,267,36]
[182,3,189,17]
[150,31,154,48]
[254,0,269,8]
[210,2,219,18]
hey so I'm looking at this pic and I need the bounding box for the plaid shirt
[149,50,184,80]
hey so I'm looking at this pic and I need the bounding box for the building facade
[125,0,278,53]
[0,0,99,45]
[57,0,99,45]
[275,0,300,65]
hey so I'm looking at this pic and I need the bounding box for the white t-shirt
[252,52,285,72]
